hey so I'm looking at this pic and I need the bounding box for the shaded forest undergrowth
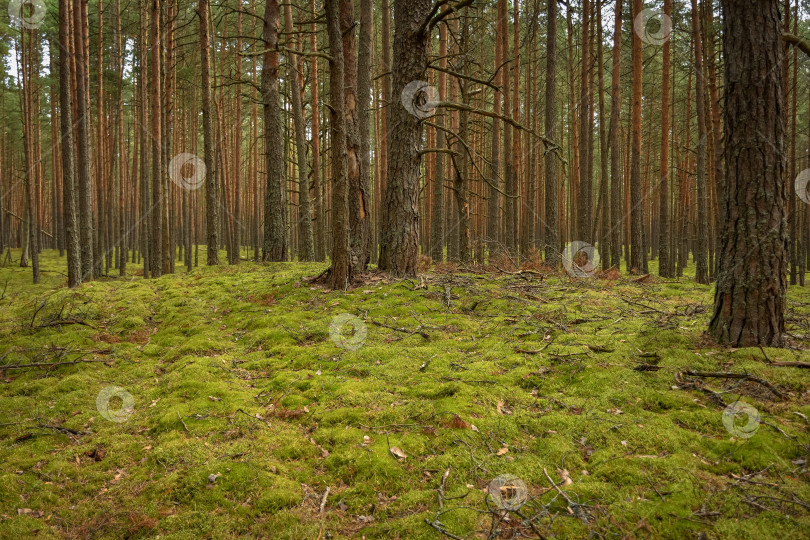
[1,250,810,538]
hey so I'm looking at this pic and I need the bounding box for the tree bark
[59,0,81,286]
[73,0,93,279]
[657,0,672,277]
[326,0,351,287]
[285,3,314,262]
[691,0,709,284]
[544,0,559,266]
[378,0,431,276]
[709,0,787,346]
[261,0,287,261]
[629,0,646,274]
[200,0,218,265]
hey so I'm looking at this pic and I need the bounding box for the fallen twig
[36,423,90,436]
[369,319,430,340]
[177,411,189,432]
[319,486,330,514]
[0,358,111,370]
[682,370,786,399]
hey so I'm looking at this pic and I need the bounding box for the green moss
[0,248,808,538]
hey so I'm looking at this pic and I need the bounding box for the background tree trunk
[326,0,351,288]
[201,0,218,265]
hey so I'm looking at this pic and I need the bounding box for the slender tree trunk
[578,0,592,244]
[310,0,324,261]
[59,0,81,286]
[658,0,673,277]
[149,0,163,277]
[629,0,646,274]
[691,0,709,284]
[430,23,448,262]
[73,0,93,279]
[200,0,218,265]
[326,0,350,287]
[356,0,374,270]
[341,0,371,272]
[544,0,559,266]
[709,0,786,346]
[285,3,314,262]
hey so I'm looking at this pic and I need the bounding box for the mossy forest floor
[1,249,809,539]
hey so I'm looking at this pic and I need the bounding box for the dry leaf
[558,468,573,486]
[497,400,513,415]
[471,424,479,432]
[496,447,509,456]
[389,446,407,460]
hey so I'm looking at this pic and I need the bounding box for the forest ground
[0,249,809,539]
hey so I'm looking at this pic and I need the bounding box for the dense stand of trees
[1,0,808,344]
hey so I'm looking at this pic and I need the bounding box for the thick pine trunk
[378,0,431,276]
[261,0,286,261]
[709,0,787,346]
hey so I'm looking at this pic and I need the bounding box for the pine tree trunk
[74,0,94,279]
[58,0,81,286]
[261,0,286,262]
[356,0,373,270]
[691,0,709,284]
[285,3,314,262]
[430,23,448,263]
[378,0,431,276]
[658,0,672,277]
[341,0,370,273]
[310,0,324,261]
[200,0,218,265]
[326,0,351,287]
[543,0,559,266]
[709,0,787,346]
[629,0,646,274]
